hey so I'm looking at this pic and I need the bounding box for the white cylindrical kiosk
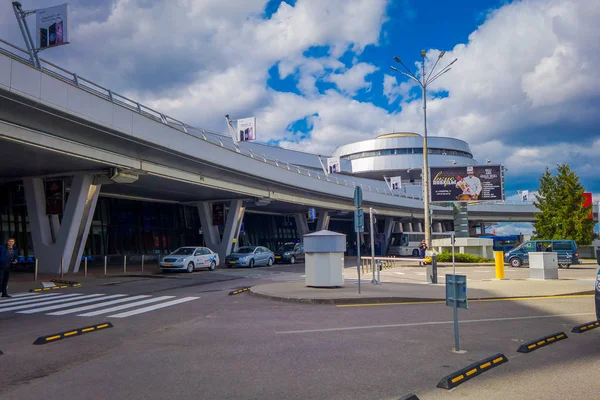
[303,230,346,287]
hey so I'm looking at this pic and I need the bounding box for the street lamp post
[391,50,457,247]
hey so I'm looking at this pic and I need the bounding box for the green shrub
[435,252,491,263]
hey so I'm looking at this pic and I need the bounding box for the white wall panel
[67,85,93,119]
[0,54,11,89]
[112,104,133,133]
[9,60,41,100]
[40,74,68,110]
[90,94,114,126]
[132,113,167,144]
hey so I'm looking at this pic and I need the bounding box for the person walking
[418,240,427,266]
[0,237,19,298]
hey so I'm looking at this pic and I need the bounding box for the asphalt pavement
[1,262,599,400]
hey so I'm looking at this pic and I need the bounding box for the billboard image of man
[456,166,482,200]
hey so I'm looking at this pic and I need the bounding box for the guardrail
[359,256,421,273]
[0,38,426,200]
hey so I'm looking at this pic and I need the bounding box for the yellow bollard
[494,251,505,279]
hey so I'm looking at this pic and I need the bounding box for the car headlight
[284,252,291,257]
[239,256,248,261]
[177,258,185,262]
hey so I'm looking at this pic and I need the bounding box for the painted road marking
[0,293,62,305]
[17,295,127,314]
[77,296,176,317]
[0,294,88,312]
[47,295,152,315]
[275,313,596,334]
[107,297,199,318]
[336,294,595,307]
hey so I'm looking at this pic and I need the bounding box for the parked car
[160,247,219,273]
[225,246,274,268]
[274,242,305,264]
[504,240,578,268]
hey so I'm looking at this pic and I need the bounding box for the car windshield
[278,244,296,252]
[170,248,195,256]
[236,247,255,254]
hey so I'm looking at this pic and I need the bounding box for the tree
[533,164,594,245]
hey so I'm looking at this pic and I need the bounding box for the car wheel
[290,256,296,264]
[412,249,419,257]
[558,263,570,269]
[248,259,255,268]
[187,262,195,273]
[510,258,522,268]
[267,258,274,266]
[209,261,216,271]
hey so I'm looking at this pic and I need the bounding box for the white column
[316,210,330,231]
[294,213,310,238]
[197,202,221,251]
[197,200,245,263]
[382,217,394,256]
[24,175,100,274]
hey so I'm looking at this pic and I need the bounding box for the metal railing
[359,256,421,273]
[0,38,425,199]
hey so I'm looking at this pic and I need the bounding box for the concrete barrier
[437,353,508,389]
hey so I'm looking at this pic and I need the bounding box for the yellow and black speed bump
[33,322,113,345]
[50,279,81,286]
[398,393,419,400]
[437,353,508,390]
[229,287,251,296]
[571,320,600,334]
[29,285,71,292]
[517,331,567,353]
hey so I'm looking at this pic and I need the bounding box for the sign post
[446,274,467,352]
[354,186,363,294]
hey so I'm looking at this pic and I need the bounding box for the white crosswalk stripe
[47,295,151,316]
[107,297,199,318]
[0,292,200,319]
[17,294,127,314]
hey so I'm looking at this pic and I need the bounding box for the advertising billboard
[390,176,402,190]
[36,4,70,50]
[430,165,504,202]
[237,117,256,142]
[327,157,340,174]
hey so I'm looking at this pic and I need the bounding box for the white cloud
[326,62,378,95]
[383,74,416,104]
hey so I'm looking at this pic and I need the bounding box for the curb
[398,394,420,400]
[33,322,113,345]
[571,320,600,333]
[437,353,508,390]
[249,288,595,306]
[517,332,567,353]
[29,285,72,292]
[229,287,251,296]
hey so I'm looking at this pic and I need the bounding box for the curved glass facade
[345,147,473,161]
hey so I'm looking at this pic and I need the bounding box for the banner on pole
[237,117,256,142]
[36,3,70,50]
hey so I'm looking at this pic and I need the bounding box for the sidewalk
[251,273,598,305]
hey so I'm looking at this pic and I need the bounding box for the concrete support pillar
[294,213,310,238]
[197,200,245,263]
[453,203,469,238]
[24,175,100,274]
[404,222,413,232]
[316,210,330,231]
[433,222,443,233]
[416,222,423,232]
[480,221,486,235]
[382,217,394,256]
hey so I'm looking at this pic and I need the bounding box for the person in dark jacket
[0,237,19,298]
[418,240,427,266]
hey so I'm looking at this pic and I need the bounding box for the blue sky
[1,0,598,235]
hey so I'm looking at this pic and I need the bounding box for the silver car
[160,247,220,273]
[225,246,274,268]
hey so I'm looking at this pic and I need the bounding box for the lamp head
[421,49,426,58]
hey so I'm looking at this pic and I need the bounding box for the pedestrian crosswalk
[0,292,199,319]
